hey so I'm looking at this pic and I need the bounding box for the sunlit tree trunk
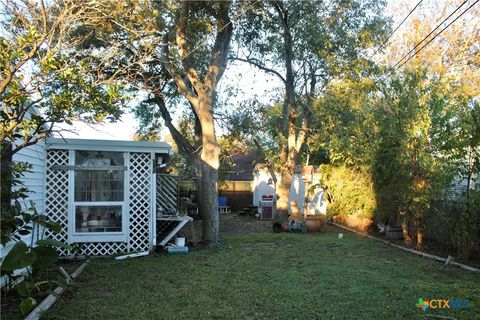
[159,1,232,245]
[196,97,221,243]
[272,2,307,220]
[416,216,424,251]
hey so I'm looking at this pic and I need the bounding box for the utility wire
[395,0,479,70]
[369,0,424,60]
[392,0,469,70]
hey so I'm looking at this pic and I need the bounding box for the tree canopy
[0,0,125,158]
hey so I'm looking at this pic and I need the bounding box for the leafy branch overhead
[0,0,126,158]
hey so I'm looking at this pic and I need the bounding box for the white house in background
[1,137,173,258]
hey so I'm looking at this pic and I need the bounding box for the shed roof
[223,153,261,181]
[46,138,171,153]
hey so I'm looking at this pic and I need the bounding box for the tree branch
[230,57,286,84]
[154,94,194,161]
[204,1,234,91]
[176,1,203,93]
[161,36,199,109]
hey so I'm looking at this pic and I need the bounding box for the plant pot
[304,215,327,232]
[386,225,403,240]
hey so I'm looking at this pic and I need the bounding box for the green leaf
[18,229,31,236]
[19,297,36,315]
[31,246,59,270]
[37,238,72,250]
[14,200,22,211]
[15,281,33,297]
[1,242,37,272]
[44,221,61,234]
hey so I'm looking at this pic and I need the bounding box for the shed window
[73,151,125,235]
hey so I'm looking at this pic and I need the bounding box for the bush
[319,164,376,220]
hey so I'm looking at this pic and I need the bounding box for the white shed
[44,138,172,256]
[1,140,47,260]
[252,164,278,207]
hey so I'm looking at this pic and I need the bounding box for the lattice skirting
[76,242,128,256]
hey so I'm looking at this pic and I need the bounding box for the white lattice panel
[45,150,70,256]
[45,149,144,257]
[156,174,178,213]
[77,242,128,256]
[128,153,152,252]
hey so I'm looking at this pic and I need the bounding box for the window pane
[75,151,124,166]
[75,170,124,201]
[76,206,122,232]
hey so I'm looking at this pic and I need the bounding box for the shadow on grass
[40,228,479,320]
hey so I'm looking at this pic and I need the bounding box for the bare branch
[230,57,286,84]
[154,94,194,160]
[161,36,199,109]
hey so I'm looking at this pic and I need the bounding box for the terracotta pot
[305,215,327,232]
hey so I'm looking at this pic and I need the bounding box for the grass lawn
[43,223,479,320]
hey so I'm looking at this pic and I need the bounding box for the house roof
[224,153,261,181]
[46,138,171,153]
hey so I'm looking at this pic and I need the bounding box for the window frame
[68,150,129,243]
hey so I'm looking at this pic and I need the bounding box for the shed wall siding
[12,140,46,214]
[1,140,46,260]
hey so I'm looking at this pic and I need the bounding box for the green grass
[44,228,479,320]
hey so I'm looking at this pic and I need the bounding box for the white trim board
[46,138,171,154]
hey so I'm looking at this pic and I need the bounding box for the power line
[396,0,478,70]
[392,0,469,70]
[369,0,423,60]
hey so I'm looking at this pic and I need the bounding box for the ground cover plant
[42,218,479,320]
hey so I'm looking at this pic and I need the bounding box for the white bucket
[175,237,185,248]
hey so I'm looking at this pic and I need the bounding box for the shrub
[319,164,376,220]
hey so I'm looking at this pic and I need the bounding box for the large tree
[75,0,234,244]
[233,0,389,218]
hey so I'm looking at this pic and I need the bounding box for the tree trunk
[461,237,471,261]
[196,94,221,244]
[160,0,231,246]
[416,216,424,251]
[399,210,412,245]
[199,162,219,244]
[401,221,413,246]
[276,170,292,218]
